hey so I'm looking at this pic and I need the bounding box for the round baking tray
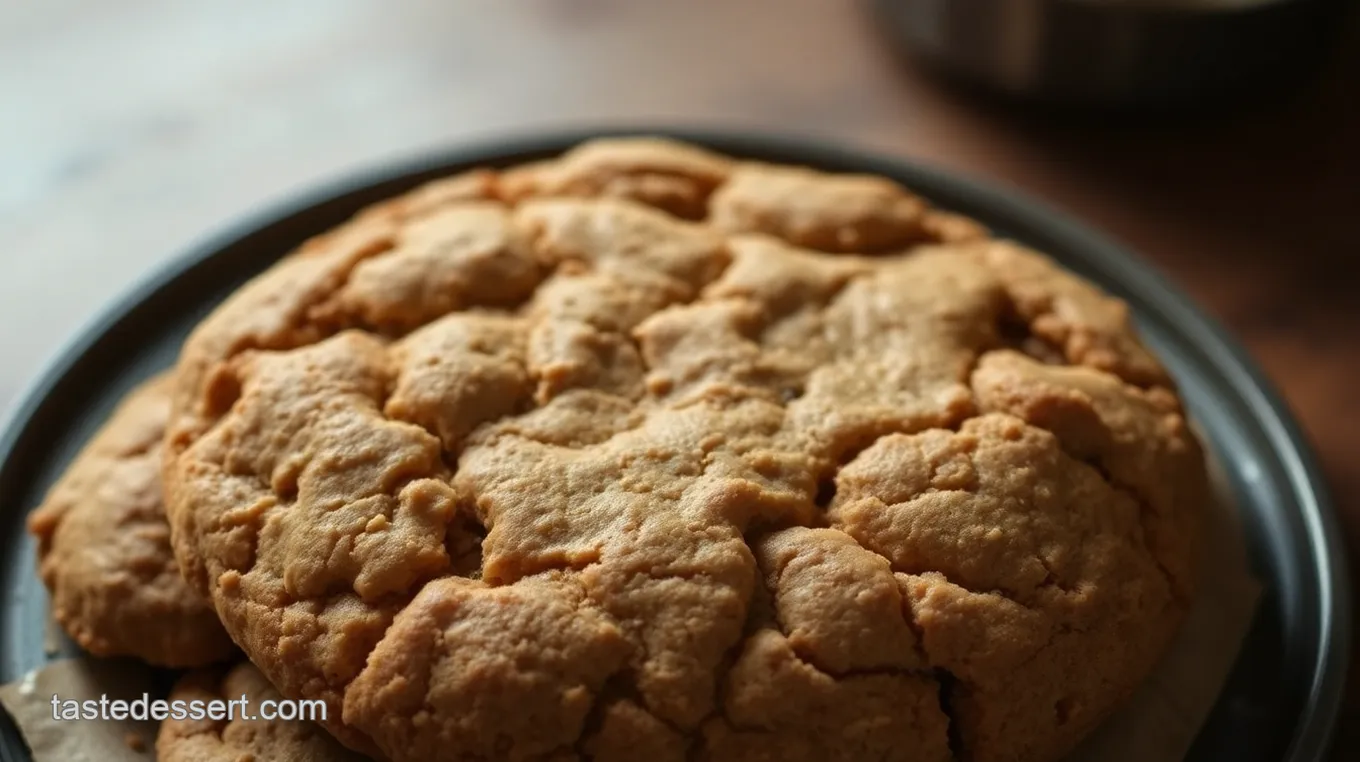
[0,129,1348,761]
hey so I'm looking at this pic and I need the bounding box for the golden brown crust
[156,662,367,762]
[163,138,1206,762]
[499,137,733,219]
[709,162,989,252]
[26,374,234,668]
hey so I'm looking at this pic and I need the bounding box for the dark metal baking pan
[0,129,1348,761]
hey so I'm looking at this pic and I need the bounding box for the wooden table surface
[2,0,1357,757]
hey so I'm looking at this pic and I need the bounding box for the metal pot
[870,0,1351,109]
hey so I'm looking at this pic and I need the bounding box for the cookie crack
[329,582,492,757]
[751,536,833,677]
[934,668,966,762]
[632,269,737,382]
[389,350,537,467]
[994,301,1069,369]
[257,461,456,608]
[706,637,942,737]
[1009,622,1076,677]
[1066,454,1181,603]
[570,666,688,758]
[563,558,756,745]
[570,670,628,758]
[900,599,968,761]
[680,534,769,761]
[824,407,978,478]
[514,228,735,418]
[1035,554,1075,594]
[477,399,649,452]
[481,551,602,587]
[289,589,405,733]
[193,237,401,422]
[1105,484,1181,602]
[840,526,1040,612]
[994,288,1165,391]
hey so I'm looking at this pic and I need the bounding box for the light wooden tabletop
[3,0,1358,755]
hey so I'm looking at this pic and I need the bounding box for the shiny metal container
[871,0,1350,108]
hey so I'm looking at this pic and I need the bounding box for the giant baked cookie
[27,373,234,667]
[163,138,1207,762]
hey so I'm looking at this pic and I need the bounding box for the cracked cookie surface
[163,137,1206,762]
[27,374,234,667]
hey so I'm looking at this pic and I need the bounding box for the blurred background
[1,0,1357,757]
